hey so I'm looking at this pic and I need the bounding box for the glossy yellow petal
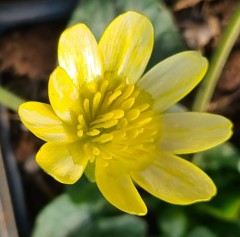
[18,102,78,142]
[132,154,216,204]
[99,11,153,84]
[159,112,232,154]
[95,159,147,215]
[58,23,103,87]
[49,66,81,125]
[138,51,208,112]
[36,142,87,184]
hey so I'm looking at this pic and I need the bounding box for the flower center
[76,77,160,168]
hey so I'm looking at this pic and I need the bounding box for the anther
[92,133,113,143]
[86,129,100,136]
[121,98,135,110]
[77,130,84,137]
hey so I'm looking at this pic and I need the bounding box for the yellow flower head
[18,11,232,215]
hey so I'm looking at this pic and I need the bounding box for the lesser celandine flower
[18,11,232,215]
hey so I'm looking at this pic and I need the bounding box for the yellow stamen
[107,90,122,106]
[92,92,102,118]
[84,99,90,114]
[77,130,84,137]
[126,109,140,121]
[92,133,113,143]
[86,129,100,136]
[92,120,118,129]
[121,98,135,110]
[99,80,109,97]
[93,146,100,156]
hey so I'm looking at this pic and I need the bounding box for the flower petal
[132,154,216,204]
[18,102,78,142]
[49,66,81,125]
[159,112,232,154]
[58,23,103,87]
[36,142,88,184]
[95,159,147,215]
[138,51,208,112]
[99,11,153,84]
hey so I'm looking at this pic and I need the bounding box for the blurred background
[1,0,240,236]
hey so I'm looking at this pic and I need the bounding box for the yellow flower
[18,11,232,215]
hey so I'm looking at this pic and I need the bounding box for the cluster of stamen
[76,78,159,166]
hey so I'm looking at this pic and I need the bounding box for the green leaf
[69,0,185,67]
[31,194,92,237]
[65,178,119,215]
[70,214,147,237]
[32,193,147,237]
[32,180,147,237]
[95,215,147,237]
[158,207,188,237]
[187,226,217,237]
[197,191,240,221]
[193,143,240,171]
[65,177,101,204]
[68,0,115,40]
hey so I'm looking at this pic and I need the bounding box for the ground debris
[174,0,238,51]
[0,21,64,81]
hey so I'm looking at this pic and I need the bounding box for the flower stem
[192,5,240,112]
[0,87,25,112]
